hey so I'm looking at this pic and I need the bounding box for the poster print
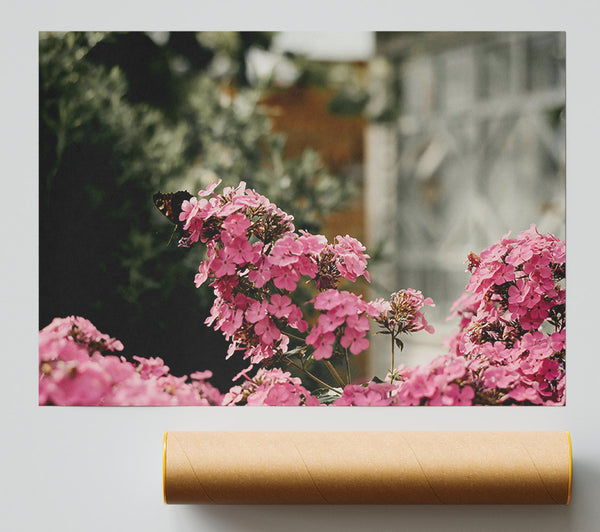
[39,32,565,406]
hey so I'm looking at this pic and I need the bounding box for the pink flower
[317,313,345,333]
[298,231,327,254]
[245,300,268,323]
[267,294,295,319]
[222,213,251,237]
[133,356,170,379]
[306,330,335,360]
[429,384,475,406]
[505,385,543,405]
[482,366,519,389]
[211,254,237,277]
[224,368,319,406]
[190,370,213,380]
[48,361,113,405]
[254,317,280,345]
[271,265,300,291]
[39,317,223,406]
[268,233,304,266]
[220,308,244,339]
[222,234,258,265]
[335,382,397,406]
[248,261,272,288]
[306,291,374,359]
[287,305,308,332]
[340,327,370,355]
[194,261,211,287]
[313,289,343,311]
[506,243,534,266]
[493,264,515,285]
[171,182,566,408]
[374,289,435,336]
[198,179,222,197]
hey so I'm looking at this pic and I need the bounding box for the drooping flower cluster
[39,316,223,406]
[179,180,371,368]
[223,367,320,406]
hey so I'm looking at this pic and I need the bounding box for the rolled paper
[163,431,572,505]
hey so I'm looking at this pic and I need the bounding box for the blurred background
[39,31,565,390]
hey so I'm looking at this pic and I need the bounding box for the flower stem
[344,348,351,385]
[323,359,346,388]
[285,331,307,343]
[391,334,395,375]
[284,358,338,392]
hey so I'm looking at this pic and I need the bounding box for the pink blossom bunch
[370,288,435,372]
[179,181,371,366]
[334,225,565,407]
[444,225,566,405]
[39,317,223,406]
[306,289,383,360]
[389,354,475,406]
[223,367,320,406]
[334,381,399,406]
[334,355,474,406]
[40,181,566,407]
[373,288,435,339]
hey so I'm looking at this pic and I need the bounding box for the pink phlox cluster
[334,381,399,406]
[445,225,565,405]
[223,367,320,406]
[373,288,435,338]
[306,290,379,360]
[181,180,371,365]
[334,354,474,406]
[39,316,124,360]
[475,330,566,405]
[395,288,435,334]
[388,355,474,406]
[39,317,223,406]
[180,180,294,247]
[332,234,371,282]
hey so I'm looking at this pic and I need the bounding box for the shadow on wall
[180,501,575,532]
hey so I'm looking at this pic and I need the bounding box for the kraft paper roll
[163,431,572,505]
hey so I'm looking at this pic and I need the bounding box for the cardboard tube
[163,431,572,505]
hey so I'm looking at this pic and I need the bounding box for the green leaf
[312,387,343,405]
[284,346,306,357]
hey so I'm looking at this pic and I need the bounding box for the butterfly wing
[153,190,193,229]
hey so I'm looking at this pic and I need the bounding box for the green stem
[344,348,351,385]
[285,358,338,392]
[391,333,395,375]
[323,359,346,388]
[285,331,307,343]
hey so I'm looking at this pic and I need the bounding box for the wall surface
[3,2,600,531]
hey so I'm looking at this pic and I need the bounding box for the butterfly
[153,190,193,244]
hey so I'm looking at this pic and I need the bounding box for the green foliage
[39,31,355,388]
[172,74,355,233]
